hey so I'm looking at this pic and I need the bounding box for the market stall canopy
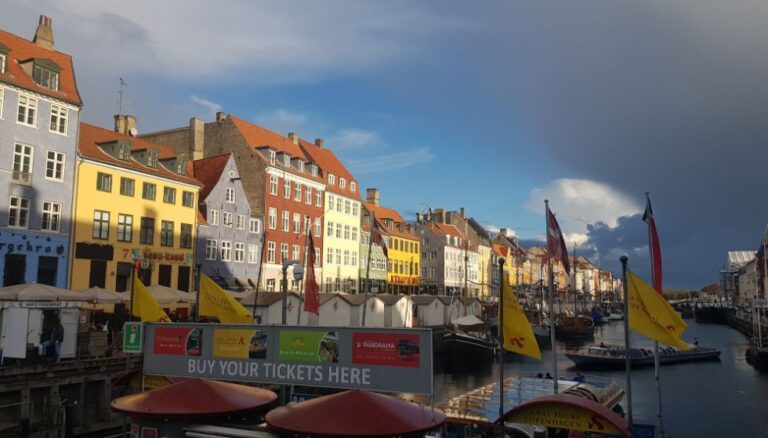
[111,378,277,419]
[0,283,91,301]
[265,390,446,437]
[74,287,123,303]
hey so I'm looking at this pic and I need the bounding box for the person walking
[40,316,64,364]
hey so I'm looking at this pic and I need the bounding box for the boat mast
[545,200,558,393]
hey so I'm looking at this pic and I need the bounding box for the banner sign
[123,322,143,354]
[143,323,433,394]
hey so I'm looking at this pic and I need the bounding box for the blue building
[0,16,82,287]
[191,154,263,290]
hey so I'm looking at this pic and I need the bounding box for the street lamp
[281,260,303,324]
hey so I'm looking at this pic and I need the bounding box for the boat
[608,311,624,321]
[591,307,607,325]
[443,315,498,365]
[531,324,551,349]
[565,344,721,369]
[555,315,595,339]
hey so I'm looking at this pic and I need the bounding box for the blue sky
[5,1,768,288]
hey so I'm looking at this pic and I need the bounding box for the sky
[4,1,768,289]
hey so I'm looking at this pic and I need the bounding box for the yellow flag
[199,273,254,324]
[501,275,541,360]
[627,270,690,350]
[132,277,171,322]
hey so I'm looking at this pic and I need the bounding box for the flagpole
[545,199,558,393]
[298,219,310,326]
[645,192,664,438]
[497,256,505,426]
[620,255,633,427]
[362,214,376,327]
[252,230,266,321]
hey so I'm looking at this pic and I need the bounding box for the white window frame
[327,248,333,264]
[328,195,334,211]
[327,220,333,237]
[235,242,245,263]
[220,241,232,261]
[314,218,321,236]
[206,239,218,260]
[269,208,277,230]
[209,209,219,226]
[283,154,290,167]
[352,251,357,267]
[49,105,68,135]
[352,203,359,216]
[45,150,65,181]
[283,180,291,199]
[237,214,246,230]
[294,183,301,201]
[316,190,322,207]
[248,244,258,263]
[0,55,5,75]
[351,226,358,242]
[280,243,289,262]
[116,213,132,241]
[270,175,278,195]
[340,178,346,189]
[269,150,276,165]
[225,187,235,203]
[17,94,37,127]
[223,212,233,228]
[305,187,312,204]
[41,201,62,232]
[249,218,260,234]
[336,223,342,239]
[13,143,34,182]
[293,213,301,233]
[351,182,357,193]
[282,211,290,232]
[298,161,304,172]
[344,250,349,265]
[311,164,318,176]
[292,244,300,261]
[344,200,351,214]
[344,225,350,240]
[328,174,335,185]
[335,249,341,265]
[267,241,276,263]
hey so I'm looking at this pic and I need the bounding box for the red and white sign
[352,332,420,368]
[153,327,202,356]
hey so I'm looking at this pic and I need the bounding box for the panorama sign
[142,323,433,394]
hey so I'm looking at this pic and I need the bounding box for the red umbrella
[266,390,446,437]
[111,378,277,419]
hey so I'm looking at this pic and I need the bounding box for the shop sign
[390,276,417,285]
[143,324,433,394]
[123,322,143,353]
[122,248,192,265]
[507,404,625,435]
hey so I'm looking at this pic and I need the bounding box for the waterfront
[431,320,768,437]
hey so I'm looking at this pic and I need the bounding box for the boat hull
[566,348,721,370]
[443,331,497,366]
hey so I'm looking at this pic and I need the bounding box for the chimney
[315,138,324,148]
[288,132,299,145]
[415,213,421,223]
[189,117,205,160]
[114,115,137,136]
[434,208,445,224]
[500,228,509,238]
[366,188,380,206]
[215,112,226,123]
[460,207,465,218]
[33,15,54,50]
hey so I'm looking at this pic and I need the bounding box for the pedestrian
[694,337,699,347]
[40,316,64,364]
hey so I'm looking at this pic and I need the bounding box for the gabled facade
[71,120,201,292]
[359,222,388,293]
[191,154,262,290]
[0,17,82,288]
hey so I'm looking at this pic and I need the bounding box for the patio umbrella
[145,284,196,303]
[74,287,124,304]
[0,283,91,301]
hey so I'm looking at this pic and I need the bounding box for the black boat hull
[566,350,721,370]
[443,332,497,366]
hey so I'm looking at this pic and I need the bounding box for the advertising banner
[143,324,433,394]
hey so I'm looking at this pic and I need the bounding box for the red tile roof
[362,203,419,240]
[78,123,201,186]
[0,28,82,106]
[433,222,463,239]
[190,154,232,203]
[493,244,508,257]
[362,202,405,223]
[299,139,360,200]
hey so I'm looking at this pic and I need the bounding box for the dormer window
[283,154,290,167]
[32,59,61,91]
[339,178,346,189]
[350,182,357,193]
[269,150,276,165]
[328,174,335,185]
[176,157,187,175]
[311,165,318,177]
[298,161,304,172]
[116,143,131,160]
[0,53,6,74]
[146,150,158,168]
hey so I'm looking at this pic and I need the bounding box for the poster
[153,327,202,356]
[123,322,143,353]
[213,329,268,359]
[352,332,420,367]
[278,330,339,363]
[141,427,158,438]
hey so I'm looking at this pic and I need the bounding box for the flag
[132,277,171,322]
[627,270,689,349]
[642,195,663,294]
[501,274,542,359]
[303,231,320,315]
[546,207,570,274]
[371,215,389,258]
[199,273,253,323]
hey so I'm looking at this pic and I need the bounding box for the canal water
[430,320,768,437]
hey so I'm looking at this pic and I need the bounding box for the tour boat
[565,344,721,369]
[443,315,498,365]
[555,315,595,339]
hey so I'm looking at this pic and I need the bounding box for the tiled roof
[362,202,405,223]
[230,115,308,159]
[78,123,201,186]
[700,283,720,293]
[299,140,360,200]
[492,244,508,257]
[433,222,463,239]
[0,28,82,106]
[362,202,418,240]
[190,154,232,203]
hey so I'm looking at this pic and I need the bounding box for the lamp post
[281,260,303,325]
[129,255,143,321]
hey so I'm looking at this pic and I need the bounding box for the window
[95,172,112,192]
[33,65,58,90]
[223,212,233,228]
[221,241,232,261]
[140,217,155,244]
[327,248,333,264]
[351,251,357,267]
[344,250,349,265]
[293,213,301,233]
[282,211,290,231]
[283,154,290,167]
[268,208,277,229]
[283,180,291,198]
[237,215,246,230]
[49,105,68,134]
[146,150,158,168]
[225,187,235,203]
[0,54,5,74]
[160,221,174,247]
[206,240,217,260]
[328,195,334,211]
[351,182,357,193]
[142,182,156,200]
[163,187,176,204]
[117,214,133,242]
[42,151,65,182]
[270,176,278,195]
[267,279,276,291]
[294,183,301,201]
[335,249,342,265]
[209,209,219,226]
[316,190,322,207]
[328,174,335,185]
[269,151,276,165]
[180,223,193,248]
[292,245,300,261]
[17,95,37,126]
[13,143,33,184]
[314,218,321,236]
[344,200,351,214]
[336,223,342,238]
[92,210,109,240]
[327,221,333,237]
[235,243,245,262]
[248,244,258,263]
[298,161,304,172]
[306,187,312,204]
[311,164,318,177]
[119,177,135,196]
[281,243,289,262]
[351,227,358,241]
[352,203,359,216]
[344,225,350,240]
[41,202,62,232]
[182,191,194,207]
[249,218,260,234]
[340,178,346,189]
[336,198,342,211]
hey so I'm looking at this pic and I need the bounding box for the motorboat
[443,315,497,365]
[566,344,721,369]
[555,315,595,339]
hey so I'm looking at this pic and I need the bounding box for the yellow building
[70,119,201,292]
[362,189,419,294]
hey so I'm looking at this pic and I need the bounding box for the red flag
[371,216,389,258]
[643,195,663,294]
[303,231,320,315]
[546,207,571,275]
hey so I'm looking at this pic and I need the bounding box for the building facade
[191,154,262,290]
[0,17,82,288]
[416,221,474,295]
[359,224,388,293]
[71,120,200,291]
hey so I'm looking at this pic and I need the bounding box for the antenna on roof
[110,78,134,115]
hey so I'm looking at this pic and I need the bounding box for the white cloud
[252,109,309,135]
[524,178,641,234]
[348,147,434,174]
[327,129,385,151]
[190,95,222,117]
[483,224,516,237]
